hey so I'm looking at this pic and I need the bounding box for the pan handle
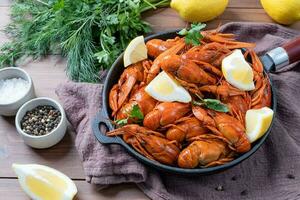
[282,36,300,64]
[92,110,122,144]
[265,36,300,71]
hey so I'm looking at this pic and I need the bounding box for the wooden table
[0,1,299,199]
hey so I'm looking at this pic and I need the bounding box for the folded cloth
[55,82,147,187]
[56,22,300,200]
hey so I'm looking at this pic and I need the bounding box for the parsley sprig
[115,104,144,126]
[193,95,229,113]
[178,23,206,46]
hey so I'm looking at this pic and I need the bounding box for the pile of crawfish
[107,29,271,169]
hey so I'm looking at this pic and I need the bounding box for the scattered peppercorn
[215,185,224,191]
[286,174,295,179]
[240,190,248,196]
[21,105,61,136]
[231,176,237,181]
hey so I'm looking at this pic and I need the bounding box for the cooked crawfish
[199,84,246,98]
[116,86,157,121]
[165,117,209,143]
[146,40,186,83]
[247,50,272,109]
[143,102,191,130]
[223,94,251,125]
[251,75,271,109]
[109,61,150,116]
[192,106,251,153]
[159,54,217,85]
[178,134,233,168]
[107,124,180,165]
[216,80,251,124]
[146,37,184,58]
[183,42,231,67]
[248,49,264,73]
[202,31,256,50]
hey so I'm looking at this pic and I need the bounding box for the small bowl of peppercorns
[15,97,67,149]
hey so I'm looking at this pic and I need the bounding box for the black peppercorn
[287,174,295,179]
[21,105,61,136]
[240,190,248,196]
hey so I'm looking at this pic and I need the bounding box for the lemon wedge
[123,36,147,67]
[145,71,191,103]
[12,163,77,200]
[222,49,255,91]
[245,107,274,143]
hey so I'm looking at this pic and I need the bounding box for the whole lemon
[261,0,300,25]
[171,0,229,22]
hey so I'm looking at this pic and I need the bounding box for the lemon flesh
[222,49,255,91]
[171,0,229,22]
[246,107,274,143]
[145,71,191,103]
[12,164,77,200]
[261,0,300,25]
[123,36,147,67]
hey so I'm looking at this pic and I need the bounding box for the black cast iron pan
[92,30,300,175]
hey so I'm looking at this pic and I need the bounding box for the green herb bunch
[0,0,170,82]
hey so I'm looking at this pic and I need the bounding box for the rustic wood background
[0,0,299,199]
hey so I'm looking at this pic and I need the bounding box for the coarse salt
[0,78,30,104]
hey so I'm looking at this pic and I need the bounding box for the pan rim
[100,30,277,174]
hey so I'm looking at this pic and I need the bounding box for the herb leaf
[115,104,144,126]
[115,118,128,126]
[193,98,229,113]
[129,104,144,120]
[178,23,206,46]
[203,99,229,113]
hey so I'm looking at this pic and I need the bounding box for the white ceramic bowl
[0,67,36,116]
[15,97,67,149]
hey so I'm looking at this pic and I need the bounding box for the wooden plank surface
[0,179,146,200]
[144,8,300,32]
[0,0,300,199]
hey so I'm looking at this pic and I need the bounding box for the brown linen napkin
[55,82,147,188]
[56,22,300,199]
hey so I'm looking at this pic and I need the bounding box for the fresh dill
[0,0,170,82]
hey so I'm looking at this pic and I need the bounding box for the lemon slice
[12,164,77,200]
[145,71,191,103]
[222,49,255,91]
[245,107,274,143]
[123,36,147,67]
